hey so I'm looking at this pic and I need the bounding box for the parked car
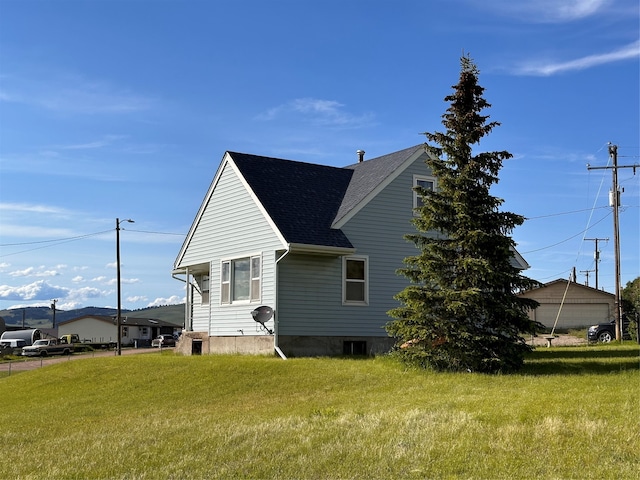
[588,319,630,343]
[151,334,176,348]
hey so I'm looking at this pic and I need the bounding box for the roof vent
[356,149,365,163]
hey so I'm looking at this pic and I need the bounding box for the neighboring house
[57,315,177,347]
[172,145,530,357]
[518,279,615,330]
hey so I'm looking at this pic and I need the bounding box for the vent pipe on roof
[357,149,365,163]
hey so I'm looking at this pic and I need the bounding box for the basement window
[343,340,367,355]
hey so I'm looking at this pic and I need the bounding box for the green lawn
[1,344,638,479]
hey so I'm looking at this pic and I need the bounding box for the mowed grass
[1,344,638,479]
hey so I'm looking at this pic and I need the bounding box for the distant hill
[126,304,185,325]
[0,304,185,331]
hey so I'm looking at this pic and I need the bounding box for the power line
[0,229,112,247]
[126,229,185,236]
[525,206,609,220]
[521,212,611,254]
[0,228,186,248]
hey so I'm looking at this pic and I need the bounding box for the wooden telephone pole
[584,237,608,290]
[587,144,639,340]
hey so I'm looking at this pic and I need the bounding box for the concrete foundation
[175,332,394,357]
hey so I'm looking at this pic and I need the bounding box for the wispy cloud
[0,73,154,114]
[256,98,375,128]
[477,0,611,23]
[512,40,639,76]
[59,135,128,150]
[0,202,72,215]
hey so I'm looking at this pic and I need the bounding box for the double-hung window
[343,256,368,305]
[221,255,261,304]
[413,174,436,211]
[200,274,210,305]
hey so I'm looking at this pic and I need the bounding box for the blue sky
[0,0,638,312]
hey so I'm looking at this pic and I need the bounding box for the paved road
[0,347,172,375]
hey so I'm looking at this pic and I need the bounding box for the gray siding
[340,154,435,333]
[278,154,434,337]
[181,162,283,335]
[277,254,357,335]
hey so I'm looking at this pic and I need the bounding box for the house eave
[287,243,356,256]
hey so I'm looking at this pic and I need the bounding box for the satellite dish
[251,306,274,334]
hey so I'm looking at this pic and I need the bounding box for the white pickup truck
[22,338,74,357]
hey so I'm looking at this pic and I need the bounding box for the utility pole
[587,143,639,340]
[580,269,595,287]
[51,299,58,329]
[584,237,608,290]
[116,218,134,355]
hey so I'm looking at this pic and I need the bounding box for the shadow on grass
[522,345,640,376]
[530,347,639,360]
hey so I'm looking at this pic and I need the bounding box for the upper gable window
[221,255,261,304]
[413,175,436,211]
[343,256,368,305]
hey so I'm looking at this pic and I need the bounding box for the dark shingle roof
[335,144,427,223]
[229,152,355,248]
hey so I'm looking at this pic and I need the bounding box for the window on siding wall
[221,263,230,304]
[343,256,368,305]
[413,175,436,211]
[221,255,261,304]
[251,256,261,301]
[200,275,210,305]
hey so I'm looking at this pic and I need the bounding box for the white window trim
[342,255,369,306]
[413,174,437,213]
[220,253,262,305]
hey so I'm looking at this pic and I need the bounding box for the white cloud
[0,279,110,306]
[256,98,375,128]
[0,280,69,301]
[72,276,84,283]
[127,295,148,303]
[513,40,640,76]
[8,266,61,278]
[147,295,183,307]
[66,286,106,301]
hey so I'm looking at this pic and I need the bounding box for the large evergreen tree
[386,55,541,373]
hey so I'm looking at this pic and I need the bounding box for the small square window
[413,175,436,210]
